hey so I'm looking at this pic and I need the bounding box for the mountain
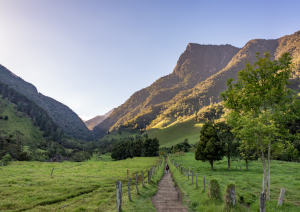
[0,66,93,141]
[93,44,240,138]
[147,31,300,129]
[93,30,300,140]
[85,109,114,130]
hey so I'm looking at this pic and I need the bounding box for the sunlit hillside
[147,115,204,148]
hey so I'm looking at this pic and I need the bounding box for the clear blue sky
[0,0,299,120]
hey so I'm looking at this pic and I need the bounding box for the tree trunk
[267,142,271,201]
[210,160,214,170]
[228,155,230,170]
[260,147,267,194]
[246,159,248,170]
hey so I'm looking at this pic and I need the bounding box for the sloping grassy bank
[147,116,204,148]
[168,153,300,212]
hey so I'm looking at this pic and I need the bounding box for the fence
[115,156,164,211]
[168,157,288,211]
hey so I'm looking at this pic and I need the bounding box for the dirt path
[152,159,188,212]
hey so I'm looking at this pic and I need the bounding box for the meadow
[0,154,164,212]
[147,115,204,148]
[168,152,300,212]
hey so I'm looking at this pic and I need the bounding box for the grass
[0,99,44,143]
[168,152,300,211]
[147,115,204,148]
[99,130,140,142]
[0,153,164,211]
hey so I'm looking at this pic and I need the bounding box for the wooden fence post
[142,171,145,187]
[128,178,131,201]
[51,168,54,176]
[116,181,122,212]
[203,176,205,192]
[196,173,198,187]
[260,192,265,212]
[278,188,285,206]
[135,173,139,194]
[192,171,194,184]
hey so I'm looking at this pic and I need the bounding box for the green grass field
[0,99,44,143]
[99,130,140,142]
[147,115,203,148]
[168,152,300,211]
[0,153,164,211]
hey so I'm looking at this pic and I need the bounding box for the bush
[1,154,12,165]
[209,179,222,200]
[71,151,91,162]
[4,115,8,120]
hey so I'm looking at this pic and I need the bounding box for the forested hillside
[93,44,240,138]
[84,109,114,130]
[0,65,93,141]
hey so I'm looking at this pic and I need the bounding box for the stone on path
[152,159,188,212]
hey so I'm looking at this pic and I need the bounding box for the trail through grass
[168,152,300,212]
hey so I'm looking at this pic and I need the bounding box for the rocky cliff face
[93,44,240,138]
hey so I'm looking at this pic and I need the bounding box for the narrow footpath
[152,158,188,212]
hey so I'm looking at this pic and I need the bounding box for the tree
[221,52,296,201]
[215,121,238,170]
[238,141,258,170]
[195,121,225,170]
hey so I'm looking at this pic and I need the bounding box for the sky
[0,0,300,121]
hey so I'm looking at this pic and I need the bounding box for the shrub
[1,154,12,165]
[71,151,91,162]
[4,115,8,120]
[209,179,222,200]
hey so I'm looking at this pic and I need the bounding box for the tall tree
[221,52,296,201]
[195,121,225,170]
[214,121,238,170]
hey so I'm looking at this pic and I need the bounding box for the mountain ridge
[0,65,93,141]
[93,44,240,138]
[84,109,114,130]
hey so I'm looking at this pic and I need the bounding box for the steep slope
[93,44,240,138]
[85,109,114,130]
[149,30,300,129]
[0,65,93,141]
[0,97,44,145]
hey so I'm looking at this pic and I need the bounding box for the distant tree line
[111,135,159,160]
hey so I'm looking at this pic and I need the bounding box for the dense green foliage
[222,51,298,201]
[111,136,160,160]
[0,65,93,141]
[195,121,225,170]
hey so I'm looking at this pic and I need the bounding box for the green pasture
[147,116,203,148]
[99,130,140,142]
[0,154,164,211]
[168,152,300,211]
[0,99,44,143]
